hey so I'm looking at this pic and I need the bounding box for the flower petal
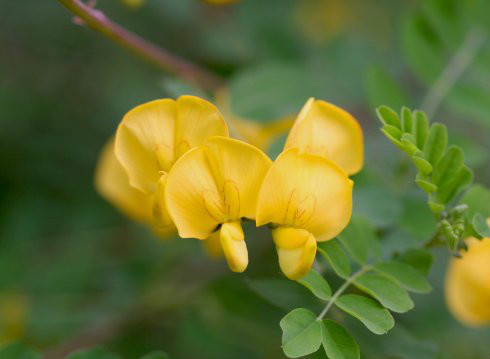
[203,231,223,258]
[256,149,353,239]
[152,173,174,230]
[166,136,271,238]
[115,99,177,193]
[273,227,317,280]
[202,136,272,220]
[175,95,229,158]
[95,138,153,222]
[165,146,222,239]
[285,98,363,175]
[445,237,490,326]
[220,220,248,272]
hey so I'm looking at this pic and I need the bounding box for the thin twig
[420,27,486,119]
[316,265,371,321]
[57,0,224,92]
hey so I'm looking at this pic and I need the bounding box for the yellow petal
[152,173,174,230]
[220,221,248,272]
[166,136,271,239]
[273,227,317,280]
[115,96,228,194]
[285,98,363,175]
[95,137,152,222]
[271,226,312,249]
[202,231,223,258]
[256,149,353,240]
[175,95,229,158]
[203,137,272,220]
[165,146,222,239]
[115,99,176,193]
[445,237,490,326]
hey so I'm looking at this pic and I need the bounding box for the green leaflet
[461,185,490,219]
[413,111,429,149]
[432,146,464,187]
[337,216,378,265]
[297,269,332,301]
[280,308,322,358]
[321,320,360,359]
[401,107,413,133]
[354,273,414,313]
[377,106,401,128]
[317,240,351,278]
[436,165,473,204]
[423,123,448,166]
[335,294,394,335]
[472,213,490,237]
[374,260,432,293]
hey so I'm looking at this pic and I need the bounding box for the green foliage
[334,295,394,335]
[472,213,490,237]
[395,248,434,276]
[317,240,351,279]
[280,309,322,358]
[373,260,432,293]
[337,216,374,265]
[68,346,122,359]
[280,215,433,358]
[140,351,170,359]
[229,63,315,123]
[297,269,332,301]
[365,65,409,110]
[0,342,40,359]
[376,105,479,250]
[321,320,360,359]
[403,0,490,127]
[354,273,414,313]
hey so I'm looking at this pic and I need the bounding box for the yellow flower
[445,236,490,327]
[165,136,272,272]
[284,98,363,176]
[115,96,229,231]
[203,0,239,5]
[0,292,27,345]
[121,0,145,8]
[214,88,294,152]
[256,148,353,280]
[95,137,153,223]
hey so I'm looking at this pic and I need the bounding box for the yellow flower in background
[115,96,229,230]
[165,136,272,272]
[121,0,146,9]
[203,0,239,5]
[215,89,293,153]
[445,235,490,327]
[294,0,350,45]
[0,293,27,345]
[285,98,363,176]
[95,137,153,223]
[256,148,353,279]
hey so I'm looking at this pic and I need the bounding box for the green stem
[316,265,371,321]
[57,0,224,92]
[420,27,486,119]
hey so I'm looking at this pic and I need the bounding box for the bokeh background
[1,0,489,358]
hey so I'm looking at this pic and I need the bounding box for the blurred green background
[1,0,489,358]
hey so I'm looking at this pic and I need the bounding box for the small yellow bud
[220,221,248,273]
[272,227,317,280]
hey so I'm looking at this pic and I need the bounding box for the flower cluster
[96,95,363,279]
